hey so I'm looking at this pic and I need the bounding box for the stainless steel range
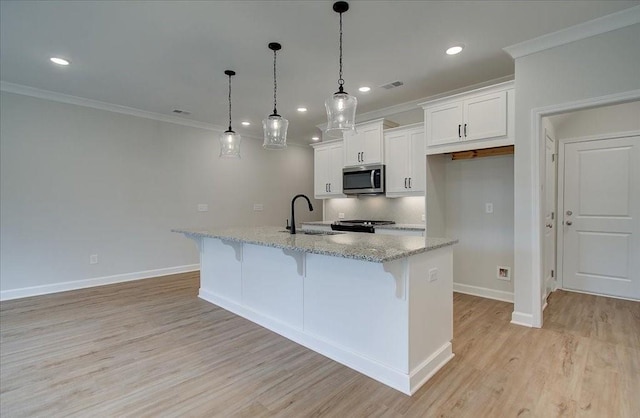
[330,219,395,233]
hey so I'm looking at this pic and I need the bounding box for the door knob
[566,210,572,216]
[546,223,553,228]
[566,221,573,226]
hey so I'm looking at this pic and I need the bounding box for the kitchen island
[174,226,457,395]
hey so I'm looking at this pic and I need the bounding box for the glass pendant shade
[325,91,357,135]
[262,114,288,149]
[219,69,241,158]
[219,130,241,158]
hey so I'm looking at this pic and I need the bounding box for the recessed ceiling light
[241,121,251,126]
[311,136,320,141]
[446,45,464,55]
[50,57,70,66]
[358,86,371,93]
[297,107,308,113]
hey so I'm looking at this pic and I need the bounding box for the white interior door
[561,135,639,300]
[543,130,557,301]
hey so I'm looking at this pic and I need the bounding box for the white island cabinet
[174,226,456,395]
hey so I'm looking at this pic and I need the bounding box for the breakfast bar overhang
[175,226,457,395]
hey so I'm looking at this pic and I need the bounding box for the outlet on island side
[497,266,511,281]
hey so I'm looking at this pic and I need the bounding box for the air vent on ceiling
[172,109,191,115]
[380,80,404,90]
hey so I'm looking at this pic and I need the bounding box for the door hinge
[551,212,555,220]
[551,270,554,278]
[552,154,556,162]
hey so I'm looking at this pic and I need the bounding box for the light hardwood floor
[1,272,638,417]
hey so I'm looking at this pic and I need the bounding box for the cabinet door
[463,91,507,142]
[408,129,425,193]
[328,144,344,195]
[384,132,409,194]
[314,147,331,198]
[425,102,463,147]
[343,130,362,167]
[361,123,383,164]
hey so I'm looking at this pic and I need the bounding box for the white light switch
[338,212,345,219]
[253,203,264,211]
[485,203,493,214]
[197,204,208,212]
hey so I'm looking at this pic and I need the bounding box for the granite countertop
[173,226,456,263]
[301,221,426,232]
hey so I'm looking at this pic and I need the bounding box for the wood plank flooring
[1,273,638,417]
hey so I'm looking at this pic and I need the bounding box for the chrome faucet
[290,194,314,234]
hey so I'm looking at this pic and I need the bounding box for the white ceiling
[1,0,638,144]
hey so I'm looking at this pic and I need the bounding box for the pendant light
[263,42,288,150]
[325,1,357,135]
[219,70,242,158]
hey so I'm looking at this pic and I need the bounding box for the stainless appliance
[330,219,395,233]
[342,164,385,195]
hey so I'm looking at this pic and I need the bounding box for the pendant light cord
[273,49,278,115]
[227,73,233,132]
[338,11,344,92]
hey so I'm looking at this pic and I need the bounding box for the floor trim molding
[0,264,199,301]
[453,282,514,303]
[511,311,534,328]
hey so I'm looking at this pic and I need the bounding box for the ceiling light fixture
[50,57,70,66]
[446,45,464,55]
[219,70,242,158]
[358,86,371,93]
[297,107,308,113]
[263,42,288,150]
[325,1,357,135]
[241,121,251,126]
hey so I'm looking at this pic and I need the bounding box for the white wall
[0,91,320,298]
[324,196,425,224]
[551,101,640,139]
[512,23,640,326]
[444,155,514,301]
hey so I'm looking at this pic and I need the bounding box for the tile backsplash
[324,196,425,224]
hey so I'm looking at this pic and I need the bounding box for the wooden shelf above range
[450,145,514,160]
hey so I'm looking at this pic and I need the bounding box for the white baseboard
[511,311,534,327]
[0,264,200,301]
[199,288,453,395]
[453,282,514,303]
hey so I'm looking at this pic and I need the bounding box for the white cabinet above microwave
[343,119,398,167]
[420,81,514,155]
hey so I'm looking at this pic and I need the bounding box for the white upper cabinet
[313,140,344,199]
[421,81,514,155]
[343,119,398,167]
[384,123,425,198]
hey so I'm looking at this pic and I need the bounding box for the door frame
[527,89,640,328]
[556,130,640,296]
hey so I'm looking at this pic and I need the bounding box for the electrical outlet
[90,254,98,265]
[485,203,494,214]
[338,212,345,219]
[497,266,511,281]
[197,204,208,212]
[253,203,264,211]
[422,213,426,221]
[429,268,439,282]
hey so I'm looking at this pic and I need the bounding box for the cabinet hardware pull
[404,178,408,188]
[409,177,412,188]
[458,124,461,138]
[464,123,467,137]
[361,152,364,162]
[328,183,331,192]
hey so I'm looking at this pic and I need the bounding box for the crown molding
[504,5,640,59]
[0,81,227,132]
[315,74,514,132]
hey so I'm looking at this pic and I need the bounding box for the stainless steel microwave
[342,164,385,195]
